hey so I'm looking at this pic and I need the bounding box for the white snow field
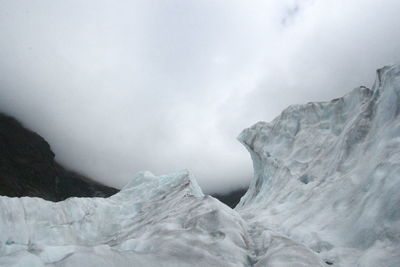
[0,65,399,266]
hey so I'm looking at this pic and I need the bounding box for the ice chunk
[236,65,400,266]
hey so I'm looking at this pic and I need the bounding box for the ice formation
[0,65,399,266]
[236,65,400,266]
[0,169,324,266]
[0,170,253,266]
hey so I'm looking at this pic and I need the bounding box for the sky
[0,0,399,193]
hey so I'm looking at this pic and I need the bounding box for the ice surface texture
[0,169,323,266]
[0,170,254,266]
[1,65,399,266]
[237,65,400,266]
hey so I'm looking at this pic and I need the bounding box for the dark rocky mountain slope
[211,188,247,209]
[0,113,118,201]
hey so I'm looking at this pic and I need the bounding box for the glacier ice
[236,65,400,266]
[0,169,324,266]
[1,65,400,266]
[0,170,252,266]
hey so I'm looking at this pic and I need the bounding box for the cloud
[0,0,399,193]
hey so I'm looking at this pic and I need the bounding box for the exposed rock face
[211,188,247,209]
[0,113,118,201]
[236,65,400,266]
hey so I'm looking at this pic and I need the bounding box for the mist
[1,0,399,193]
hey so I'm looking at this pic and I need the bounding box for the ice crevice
[1,65,400,266]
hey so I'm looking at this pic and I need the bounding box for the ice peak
[372,64,397,90]
[117,169,204,201]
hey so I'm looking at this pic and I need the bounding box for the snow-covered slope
[236,65,400,266]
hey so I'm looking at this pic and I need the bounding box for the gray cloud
[0,0,399,193]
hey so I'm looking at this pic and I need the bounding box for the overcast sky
[0,0,399,193]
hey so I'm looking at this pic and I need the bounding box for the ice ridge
[236,65,400,266]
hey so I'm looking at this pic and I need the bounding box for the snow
[1,65,399,266]
[236,65,400,266]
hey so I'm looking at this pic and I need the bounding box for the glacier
[0,65,399,266]
[236,65,400,266]
[0,170,252,267]
[0,170,323,266]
